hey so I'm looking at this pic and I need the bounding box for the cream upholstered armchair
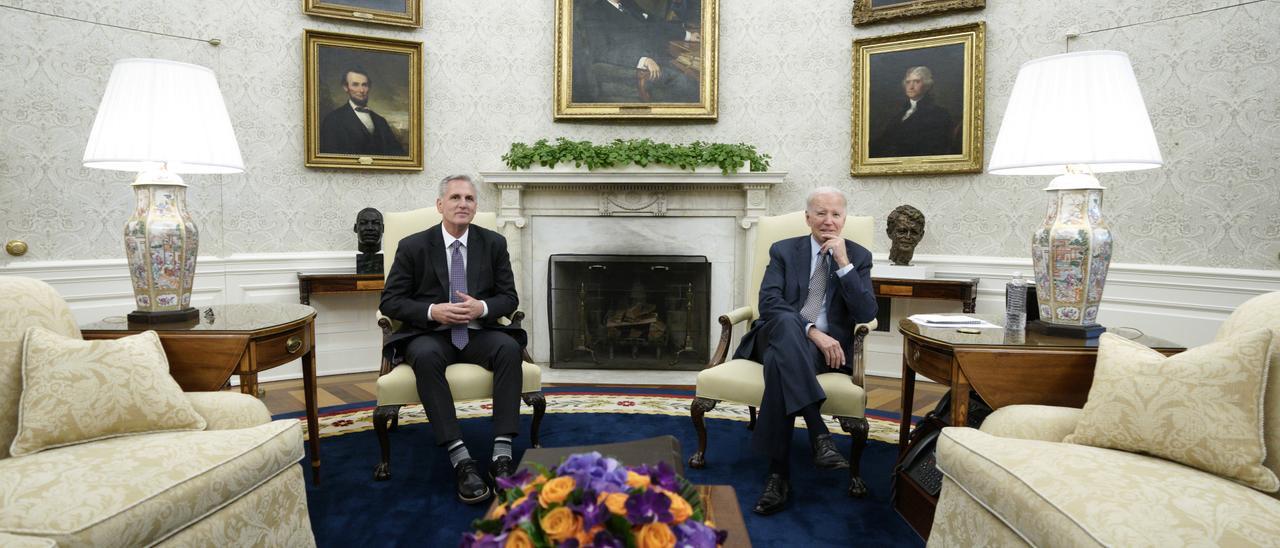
[372,208,546,481]
[928,291,1280,546]
[688,211,878,497]
[0,276,314,546]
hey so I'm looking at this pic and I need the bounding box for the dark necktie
[449,240,469,349]
[799,252,828,324]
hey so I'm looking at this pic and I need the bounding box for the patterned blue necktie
[449,240,469,349]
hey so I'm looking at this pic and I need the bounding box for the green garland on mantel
[501,138,771,174]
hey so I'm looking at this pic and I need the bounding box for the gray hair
[904,66,934,90]
[437,174,477,198]
[806,186,848,212]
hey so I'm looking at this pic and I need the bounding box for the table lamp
[988,50,1162,338]
[83,58,244,324]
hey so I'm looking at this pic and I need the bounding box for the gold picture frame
[852,0,984,26]
[851,22,985,176]
[303,0,421,28]
[304,30,423,171]
[554,0,718,120]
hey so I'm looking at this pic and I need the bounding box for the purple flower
[591,530,625,548]
[496,468,534,491]
[569,491,611,530]
[629,461,681,492]
[502,496,538,528]
[459,531,505,548]
[625,489,673,524]
[673,521,722,548]
[557,452,629,494]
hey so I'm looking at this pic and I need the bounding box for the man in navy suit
[380,175,523,504]
[732,187,878,515]
[318,67,406,156]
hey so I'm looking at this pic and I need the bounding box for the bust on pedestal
[879,204,931,279]
[354,207,384,274]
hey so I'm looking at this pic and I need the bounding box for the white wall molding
[5,251,1277,385]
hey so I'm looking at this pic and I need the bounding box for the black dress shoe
[812,433,850,470]
[489,455,514,485]
[752,473,790,516]
[454,459,493,504]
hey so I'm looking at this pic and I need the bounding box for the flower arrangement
[463,452,727,548]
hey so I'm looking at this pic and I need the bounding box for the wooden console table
[893,315,1183,538]
[873,277,979,313]
[297,271,384,305]
[82,304,322,484]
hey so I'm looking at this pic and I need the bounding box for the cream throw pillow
[1065,329,1278,492]
[10,327,206,456]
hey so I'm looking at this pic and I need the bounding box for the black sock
[446,439,471,468]
[769,458,790,479]
[799,402,829,443]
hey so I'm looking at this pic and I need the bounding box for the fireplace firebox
[548,255,710,370]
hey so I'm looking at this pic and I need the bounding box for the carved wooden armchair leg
[522,391,546,448]
[688,397,719,468]
[839,416,870,498]
[372,404,402,481]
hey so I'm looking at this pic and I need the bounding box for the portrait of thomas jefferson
[866,44,966,159]
[315,45,412,157]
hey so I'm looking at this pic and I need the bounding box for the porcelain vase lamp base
[123,169,200,324]
[1030,174,1113,339]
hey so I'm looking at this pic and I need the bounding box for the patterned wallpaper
[1,0,1277,269]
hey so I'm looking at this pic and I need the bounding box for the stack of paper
[908,314,1001,329]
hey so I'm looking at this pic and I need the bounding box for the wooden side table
[873,277,979,313]
[297,271,384,305]
[893,315,1183,538]
[81,304,322,484]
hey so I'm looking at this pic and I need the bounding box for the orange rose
[505,528,533,548]
[538,476,576,507]
[637,522,676,548]
[602,492,629,515]
[491,504,508,519]
[663,490,692,524]
[523,475,548,494]
[626,470,651,489]
[577,525,605,546]
[539,506,583,543]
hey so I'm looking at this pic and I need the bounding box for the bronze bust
[886,205,925,266]
[354,207,384,274]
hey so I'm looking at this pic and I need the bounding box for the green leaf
[503,139,771,172]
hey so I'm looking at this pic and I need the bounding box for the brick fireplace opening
[548,254,710,370]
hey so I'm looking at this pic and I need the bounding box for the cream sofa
[0,276,315,547]
[929,292,1280,546]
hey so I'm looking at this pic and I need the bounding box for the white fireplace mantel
[478,167,785,364]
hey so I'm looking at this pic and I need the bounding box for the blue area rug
[298,388,922,547]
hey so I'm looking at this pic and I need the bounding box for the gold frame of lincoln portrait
[303,0,422,28]
[852,0,985,26]
[304,30,423,171]
[554,0,719,120]
[851,22,985,176]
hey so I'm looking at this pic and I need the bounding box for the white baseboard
[6,252,1278,385]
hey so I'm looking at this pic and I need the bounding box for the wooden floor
[252,371,950,419]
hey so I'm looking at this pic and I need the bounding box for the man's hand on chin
[818,233,850,268]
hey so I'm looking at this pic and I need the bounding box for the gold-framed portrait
[304,0,422,28]
[852,0,985,26]
[851,22,985,176]
[304,30,423,171]
[554,0,718,120]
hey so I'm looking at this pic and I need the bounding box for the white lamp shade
[83,58,244,174]
[988,50,1162,175]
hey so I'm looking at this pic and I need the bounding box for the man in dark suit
[318,67,406,156]
[576,0,700,103]
[732,187,877,515]
[380,174,523,504]
[870,66,957,158]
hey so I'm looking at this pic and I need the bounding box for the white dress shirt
[808,236,854,334]
[429,227,488,329]
[350,100,374,133]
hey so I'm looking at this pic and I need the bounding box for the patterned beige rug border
[304,393,900,445]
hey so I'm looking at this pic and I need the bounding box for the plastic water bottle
[1005,272,1027,332]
